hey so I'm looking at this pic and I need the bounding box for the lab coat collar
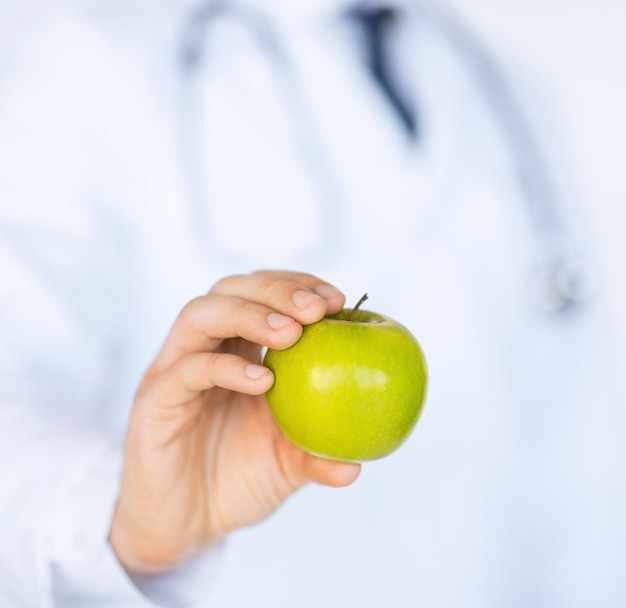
[179,0,437,29]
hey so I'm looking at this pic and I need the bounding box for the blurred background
[453,0,626,365]
[1,0,625,607]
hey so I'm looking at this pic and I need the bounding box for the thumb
[302,454,362,487]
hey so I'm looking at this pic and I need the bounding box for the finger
[211,270,346,322]
[154,294,303,372]
[302,454,362,488]
[143,351,274,409]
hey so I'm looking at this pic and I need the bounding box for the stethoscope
[178,0,593,314]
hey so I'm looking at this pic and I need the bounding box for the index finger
[210,270,346,321]
[150,293,304,373]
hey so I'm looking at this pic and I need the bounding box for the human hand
[109,271,361,574]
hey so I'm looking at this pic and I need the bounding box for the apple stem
[348,293,369,322]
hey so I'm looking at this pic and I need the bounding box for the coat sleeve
[0,8,221,607]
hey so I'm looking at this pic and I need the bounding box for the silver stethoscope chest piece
[530,258,595,313]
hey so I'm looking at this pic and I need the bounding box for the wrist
[109,502,222,576]
[109,504,181,575]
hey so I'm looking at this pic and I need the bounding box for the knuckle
[251,270,296,291]
[249,269,273,279]
[265,275,287,293]
[266,275,304,301]
[171,353,194,378]
[229,297,256,323]
[178,295,204,325]
[296,271,317,283]
[205,351,225,372]
[178,293,224,328]
[210,274,244,294]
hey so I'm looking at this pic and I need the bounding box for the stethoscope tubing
[179,0,592,312]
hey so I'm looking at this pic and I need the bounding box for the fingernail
[267,312,293,330]
[293,290,322,308]
[246,364,270,379]
[315,284,342,300]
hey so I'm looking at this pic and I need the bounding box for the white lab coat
[0,0,624,606]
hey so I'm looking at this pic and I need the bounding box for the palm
[198,389,304,535]
[128,339,305,557]
[198,338,306,532]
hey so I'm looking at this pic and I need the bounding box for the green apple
[263,296,428,462]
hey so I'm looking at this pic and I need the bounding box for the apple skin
[263,308,428,462]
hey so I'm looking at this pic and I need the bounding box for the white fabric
[0,2,223,606]
[0,0,624,607]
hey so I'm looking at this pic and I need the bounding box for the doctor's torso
[3,0,625,605]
